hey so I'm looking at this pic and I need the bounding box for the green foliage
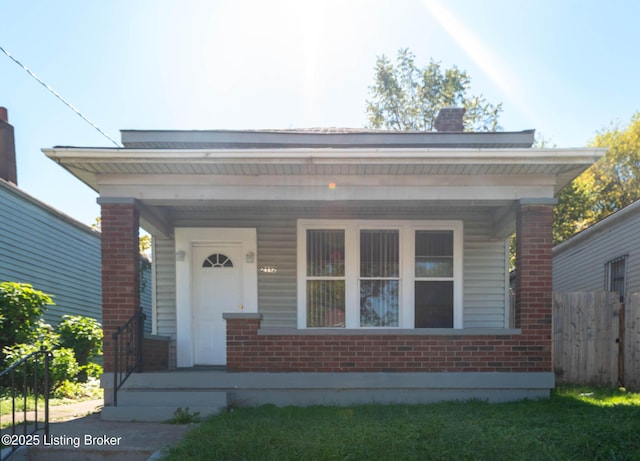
[79,362,103,381]
[366,48,502,132]
[169,407,201,424]
[0,282,54,354]
[555,112,640,244]
[52,377,102,399]
[2,343,78,393]
[0,279,103,395]
[553,179,594,243]
[57,315,103,367]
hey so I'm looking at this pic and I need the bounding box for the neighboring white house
[553,199,640,300]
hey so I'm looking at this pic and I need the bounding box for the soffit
[43,146,604,195]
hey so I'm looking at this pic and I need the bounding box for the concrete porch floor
[101,370,555,422]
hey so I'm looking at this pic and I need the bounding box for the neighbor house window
[298,220,463,329]
[605,256,627,302]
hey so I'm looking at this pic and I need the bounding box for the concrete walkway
[3,400,192,461]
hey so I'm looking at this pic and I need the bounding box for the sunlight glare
[421,0,540,127]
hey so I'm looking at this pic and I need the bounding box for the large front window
[298,220,463,329]
[360,230,399,327]
[306,230,345,327]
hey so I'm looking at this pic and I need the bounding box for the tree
[554,112,640,244]
[366,48,502,131]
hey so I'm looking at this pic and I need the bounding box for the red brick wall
[226,319,550,372]
[142,337,169,371]
[226,202,554,373]
[101,203,140,372]
[514,203,554,368]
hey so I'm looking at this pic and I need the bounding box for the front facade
[44,118,604,407]
[553,199,640,300]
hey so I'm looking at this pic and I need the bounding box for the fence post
[618,301,625,387]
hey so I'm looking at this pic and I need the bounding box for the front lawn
[163,386,640,461]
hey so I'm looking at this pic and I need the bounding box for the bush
[57,315,103,366]
[2,343,79,394]
[0,282,54,362]
[53,377,101,399]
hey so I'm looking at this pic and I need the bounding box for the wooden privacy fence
[553,292,640,391]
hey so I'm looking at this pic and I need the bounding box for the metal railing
[0,348,52,461]
[112,309,145,407]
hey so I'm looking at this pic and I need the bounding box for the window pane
[415,281,453,328]
[415,231,453,277]
[307,280,345,327]
[307,230,344,276]
[360,280,399,327]
[360,230,399,277]
[608,258,626,302]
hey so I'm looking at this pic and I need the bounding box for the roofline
[0,178,99,237]
[120,129,537,149]
[43,147,605,165]
[553,199,640,255]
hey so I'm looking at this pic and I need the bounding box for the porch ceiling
[135,199,519,240]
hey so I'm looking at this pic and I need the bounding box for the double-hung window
[298,220,463,329]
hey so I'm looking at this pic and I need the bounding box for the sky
[1,0,638,226]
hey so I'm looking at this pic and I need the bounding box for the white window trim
[297,219,464,329]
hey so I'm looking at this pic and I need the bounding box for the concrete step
[116,389,228,407]
[101,404,223,422]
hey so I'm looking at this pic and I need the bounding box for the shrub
[56,315,103,366]
[0,282,54,360]
[2,343,79,393]
[79,362,103,380]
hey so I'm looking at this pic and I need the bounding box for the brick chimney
[0,107,17,184]
[434,107,466,132]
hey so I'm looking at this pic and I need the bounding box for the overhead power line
[0,44,121,147]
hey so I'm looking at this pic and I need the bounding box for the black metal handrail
[0,347,52,461]
[112,309,145,407]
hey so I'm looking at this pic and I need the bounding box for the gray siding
[0,180,101,325]
[553,206,640,295]
[140,257,152,333]
[462,211,509,328]
[156,206,509,336]
[154,237,177,367]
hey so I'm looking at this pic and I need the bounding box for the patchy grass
[163,386,640,461]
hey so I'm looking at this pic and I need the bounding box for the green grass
[163,386,640,461]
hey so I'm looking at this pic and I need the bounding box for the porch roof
[43,145,604,194]
[119,128,537,149]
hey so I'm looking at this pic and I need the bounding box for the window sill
[257,328,521,336]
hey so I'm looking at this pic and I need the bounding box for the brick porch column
[99,200,140,372]
[515,199,555,369]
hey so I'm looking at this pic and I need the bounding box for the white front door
[192,244,243,365]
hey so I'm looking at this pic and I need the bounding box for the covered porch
[43,127,604,420]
